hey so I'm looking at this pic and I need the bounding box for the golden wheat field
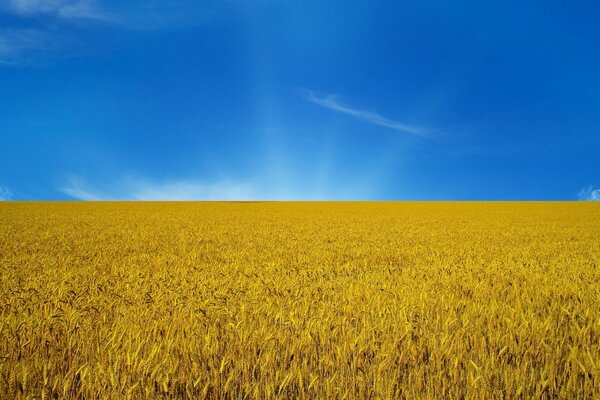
[0,202,599,399]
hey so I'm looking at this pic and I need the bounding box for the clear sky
[1,0,599,201]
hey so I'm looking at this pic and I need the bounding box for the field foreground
[0,202,599,399]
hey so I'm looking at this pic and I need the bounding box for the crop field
[0,202,599,399]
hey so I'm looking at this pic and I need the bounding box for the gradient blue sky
[1,0,599,200]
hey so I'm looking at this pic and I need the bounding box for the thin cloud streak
[59,176,255,201]
[57,175,373,201]
[299,89,431,137]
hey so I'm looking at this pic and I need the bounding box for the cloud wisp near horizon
[0,186,12,201]
[59,176,256,201]
[578,186,600,202]
[299,90,431,138]
[57,170,381,201]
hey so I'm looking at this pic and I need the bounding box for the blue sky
[0,0,599,200]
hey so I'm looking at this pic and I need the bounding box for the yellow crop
[1,202,599,399]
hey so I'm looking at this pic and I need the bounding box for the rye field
[0,202,599,399]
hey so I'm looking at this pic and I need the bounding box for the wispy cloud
[0,28,52,65]
[578,185,600,201]
[298,89,431,137]
[59,176,255,201]
[0,0,112,64]
[0,1,217,64]
[0,186,12,201]
[2,1,220,28]
[4,0,111,21]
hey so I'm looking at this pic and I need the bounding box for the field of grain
[0,202,599,399]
